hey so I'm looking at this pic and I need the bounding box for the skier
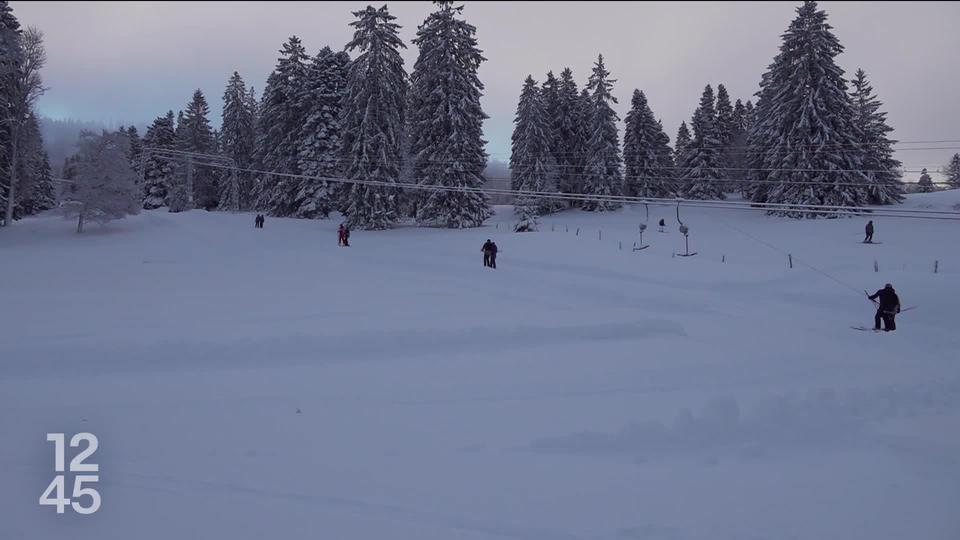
[254,214,260,228]
[489,240,498,269]
[867,283,900,331]
[482,239,494,268]
[864,220,874,243]
[337,224,345,246]
[658,218,666,232]
[343,225,351,247]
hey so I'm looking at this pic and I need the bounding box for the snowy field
[2,192,959,540]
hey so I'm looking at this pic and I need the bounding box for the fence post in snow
[935,260,939,274]
[722,255,726,263]
[599,230,602,241]
[788,254,793,269]
[874,260,879,273]
[618,241,622,250]
[551,223,555,232]
[576,227,580,236]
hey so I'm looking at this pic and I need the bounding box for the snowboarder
[864,220,874,243]
[658,218,666,232]
[482,239,494,268]
[867,283,900,331]
[338,224,345,246]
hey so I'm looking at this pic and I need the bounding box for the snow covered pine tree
[623,90,674,198]
[510,75,557,231]
[580,54,622,211]
[747,1,872,216]
[339,6,407,230]
[410,1,492,228]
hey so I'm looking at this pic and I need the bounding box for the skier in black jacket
[864,220,874,243]
[868,283,900,331]
[482,240,493,267]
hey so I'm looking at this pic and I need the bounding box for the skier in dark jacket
[868,283,900,331]
[489,241,498,269]
[658,218,666,232]
[482,240,494,267]
[864,220,874,243]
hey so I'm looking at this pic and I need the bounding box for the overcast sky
[12,1,960,176]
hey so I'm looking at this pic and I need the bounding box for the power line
[485,139,960,155]
[142,146,954,175]
[143,147,953,188]
[143,149,960,222]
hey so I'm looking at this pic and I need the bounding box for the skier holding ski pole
[866,283,900,331]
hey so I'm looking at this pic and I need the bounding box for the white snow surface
[2,192,959,540]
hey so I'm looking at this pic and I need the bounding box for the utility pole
[185,155,194,210]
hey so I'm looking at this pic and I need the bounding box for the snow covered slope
[2,193,959,540]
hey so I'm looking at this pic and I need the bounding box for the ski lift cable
[145,151,960,221]
[176,151,955,176]
[700,211,863,295]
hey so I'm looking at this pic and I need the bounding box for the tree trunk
[76,212,84,233]
[4,125,19,227]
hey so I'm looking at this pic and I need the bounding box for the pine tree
[654,120,675,194]
[219,72,257,210]
[171,89,217,211]
[849,68,903,204]
[0,1,20,225]
[679,85,725,200]
[541,70,560,159]
[510,75,557,228]
[27,150,55,212]
[580,54,622,211]
[747,1,870,215]
[674,122,691,169]
[340,5,407,229]
[294,47,350,219]
[141,111,176,209]
[254,36,309,215]
[410,1,492,228]
[944,154,960,189]
[915,168,935,193]
[14,114,55,216]
[714,84,735,152]
[623,89,674,197]
[125,126,142,178]
[553,68,584,198]
[729,99,750,193]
